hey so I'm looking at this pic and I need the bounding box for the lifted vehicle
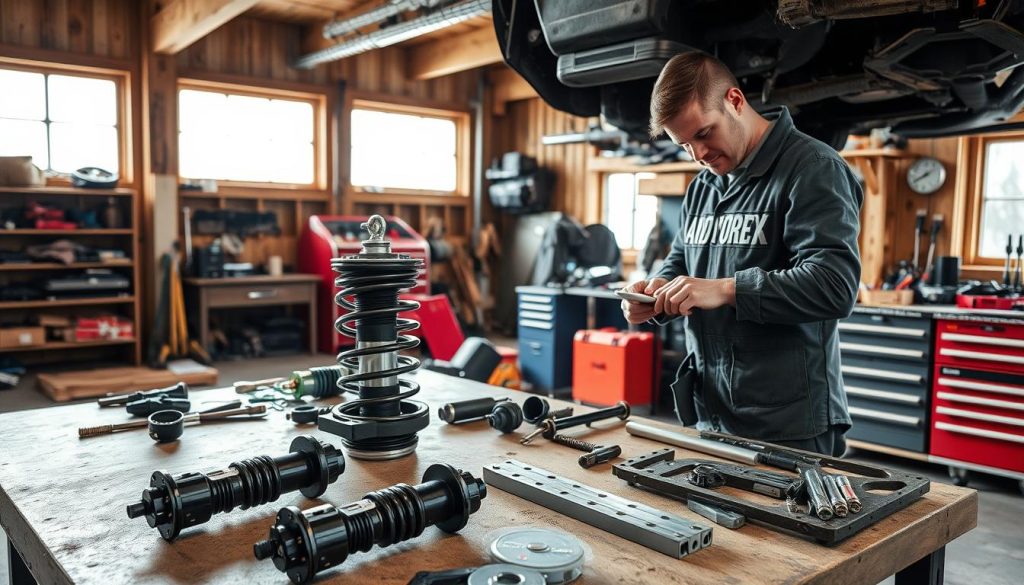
[494,0,1024,150]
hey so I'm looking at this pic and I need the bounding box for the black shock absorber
[126,436,344,541]
[318,215,430,460]
[254,464,487,584]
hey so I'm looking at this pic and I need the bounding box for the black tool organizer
[613,448,931,544]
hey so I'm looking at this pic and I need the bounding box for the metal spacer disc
[489,528,585,584]
[468,564,546,585]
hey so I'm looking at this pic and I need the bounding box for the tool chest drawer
[205,282,312,307]
[934,319,1024,375]
[840,311,932,452]
[516,287,587,392]
[930,364,1024,472]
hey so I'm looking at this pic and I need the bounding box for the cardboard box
[0,326,45,348]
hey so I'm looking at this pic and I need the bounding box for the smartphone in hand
[614,289,657,304]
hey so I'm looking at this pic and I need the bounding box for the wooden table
[0,370,976,584]
[185,274,319,356]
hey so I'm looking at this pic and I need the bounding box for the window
[178,85,318,185]
[605,172,658,249]
[0,67,119,174]
[977,139,1024,258]
[350,105,460,193]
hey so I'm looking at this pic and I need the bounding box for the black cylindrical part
[254,464,486,584]
[579,444,622,469]
[438,397,510,424]
[522,396,574,425]
[542,401,630,439]
[99,382,188,407]
[127,395,191,416]
[487,401,524,433]
[127,435,344,541]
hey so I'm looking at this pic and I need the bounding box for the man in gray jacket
[622,51,863,456]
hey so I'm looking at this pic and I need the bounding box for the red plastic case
[572,328,659,407]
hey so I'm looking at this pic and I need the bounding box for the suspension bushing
[319,215,429,460]
[127,436,344,541]
[487,401,524,434]
[254,464,487,584]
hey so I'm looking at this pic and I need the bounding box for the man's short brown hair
[649,51,740,138]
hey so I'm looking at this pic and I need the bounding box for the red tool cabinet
[930,319,1024,474]
[572,328,659,407]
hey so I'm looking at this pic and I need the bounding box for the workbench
[0,370,976,584]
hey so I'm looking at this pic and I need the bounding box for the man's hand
[653,276,736,317]
[621,278,667,324]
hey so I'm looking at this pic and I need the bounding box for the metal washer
[489,528,585,584]
[467,564,546,585]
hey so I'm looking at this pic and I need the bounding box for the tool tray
[613,448,931,544]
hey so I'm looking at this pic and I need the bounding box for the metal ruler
[482,459,712,559]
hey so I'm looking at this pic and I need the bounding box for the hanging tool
[1004,234,1014,287]
[922,214,943,283]
[520,401,630,445]
[98,382,188,407]
[912,209,926,272]
[1015,234,1023,291]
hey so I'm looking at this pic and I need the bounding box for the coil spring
[550,434,599,452]
[331,256,422,423]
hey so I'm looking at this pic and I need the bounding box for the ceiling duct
[295,0,492,69]
[322,0,444,40]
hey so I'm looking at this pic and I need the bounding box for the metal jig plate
[482,459,713,559]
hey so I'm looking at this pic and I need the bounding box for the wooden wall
[489,98,598,224]
[0,0,136,61]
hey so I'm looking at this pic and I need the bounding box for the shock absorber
[318,215,430,460]
[126,436,345,541]
[254,464,487,584]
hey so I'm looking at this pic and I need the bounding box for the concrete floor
[1,353,1022,584]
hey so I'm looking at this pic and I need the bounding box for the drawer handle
[520,319,553,330]
[520,303,554,312]
[527,342,542,355]
[937,377,1024,398]
[848,406,921,427]
[840,342,924,359]
[247,290,278,300]
[841,365,924,384]
[520,311,553,321]
[936,391,1024,412]
[934,421,1024,444]
[838,323,926,337]
[520,295,553,304]
[940,348,1024,365]
[941,332,1024,349]
[936,406,1024,427]
[845,386,922,405]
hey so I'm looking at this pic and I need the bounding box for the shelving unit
[0,186,141,367]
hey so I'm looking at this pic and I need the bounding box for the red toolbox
[930,319,1024,473]
[572,328,659,407]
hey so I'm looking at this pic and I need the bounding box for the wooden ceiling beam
[151,0,260,54]
[406,24,502,80]
[488,66,536,115]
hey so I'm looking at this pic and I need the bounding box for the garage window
[605,172,657,250]
[0,67,120,175]
[349,102,465,194]
[178,83,320,186]
[977,139,1024,258]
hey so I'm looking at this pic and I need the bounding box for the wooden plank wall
[489,98,598,224]
[0,0,135,60]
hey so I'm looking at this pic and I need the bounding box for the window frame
[601,171,659,253]
[0,57,132,185]
[347,96,471,198]
[960,130,1024,269]
[176,77,329,191]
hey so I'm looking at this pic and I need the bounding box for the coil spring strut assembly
[318,215,429,460]
[126,435,344,541]
[254,464,487,584]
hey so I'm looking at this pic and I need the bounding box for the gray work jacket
[654,106,862,441]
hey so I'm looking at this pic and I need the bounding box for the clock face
[907,157,946,194]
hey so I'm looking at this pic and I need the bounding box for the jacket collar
[744,106,791,179]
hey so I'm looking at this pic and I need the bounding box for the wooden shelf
[0,262,133,271]
[0,229,133,235]
[0,296,135,310]
[839,148,913,159]
[0,338,137,353]
[0,186,136,197]
[846,439,931,462]
[588,157,703,174]
[179,189,330,202]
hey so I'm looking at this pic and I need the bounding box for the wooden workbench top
[0,370,977,584]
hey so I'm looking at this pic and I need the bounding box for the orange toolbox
[572,328,660,407]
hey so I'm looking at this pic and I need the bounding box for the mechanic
[621,51,863,456]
